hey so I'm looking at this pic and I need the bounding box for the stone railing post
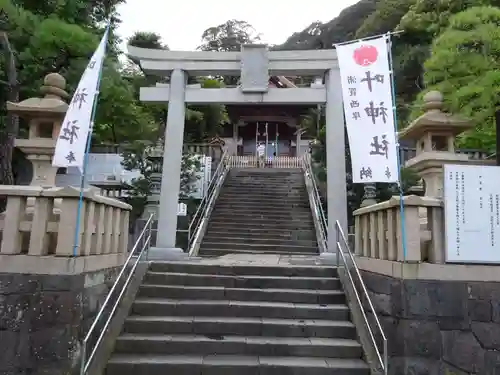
[353,195,442,262]
[0,185,131,263]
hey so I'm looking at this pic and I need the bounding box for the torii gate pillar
[325,68,348,249]
[157,69,187,250]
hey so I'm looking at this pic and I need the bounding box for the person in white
[257,143,266,167]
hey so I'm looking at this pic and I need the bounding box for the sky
[117,0,360,51]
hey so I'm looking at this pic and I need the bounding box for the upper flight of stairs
[106,260,370,375]
[200,169,319,257]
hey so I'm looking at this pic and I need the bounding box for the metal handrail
[188,150,228,246]
[187,151,230,254]
[302,155,327,241]
[302,155,387,375]
[80,214,154,375]
[335,221,388,375]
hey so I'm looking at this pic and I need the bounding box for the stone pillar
[360,183,377,207]
[399,91,474,198]
[232,122,239,155]
[7,73,69,187]
[155,69,188,254]
[325,68,348,249]
[295,129,304,157]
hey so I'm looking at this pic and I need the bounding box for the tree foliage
[198,20,260,52]
[419,6,500,150]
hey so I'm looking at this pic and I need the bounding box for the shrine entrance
[129,44,347,253]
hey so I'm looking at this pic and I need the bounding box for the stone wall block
[403,358,441,375]
[362,271,395,295]
[441,330,485,374]
[468,298,492,322]
[436,316,471,331]
[0,293,32,331]
[439,361,470,375]
[30,326,74,367]
[467,281,500,300]
[402,280,468,319]
[30,291,83,330]
[471,322,500,350]
[491,300,500,324]
[399,320,442,359]
[0,274,40,294]
[39,274,83,292]
[0,331,20,371]
[484,350,500,375]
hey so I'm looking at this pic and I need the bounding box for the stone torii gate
[128,44,347,254]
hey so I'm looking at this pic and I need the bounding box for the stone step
[148,262,337,278]
[138,285,344,304]
[201,235,317,248]
[207,216,314,225]
[211,207,312,216]
[221,189,308,197]
[106,354,370,375]
[123,315,357,339]
[203,230,317,242]
[207,221,315,231]
[208,217,314,226]
[199,248,318,257]
[131,298,351,320]
[199,242,318,253]
[144,272,339,290]
[114,333,363,358]
[218,195,310,203]
[222,185,306,191]
[215,203,310,210]
[216,195,308,203]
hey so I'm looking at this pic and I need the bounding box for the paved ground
[170,253,334,267]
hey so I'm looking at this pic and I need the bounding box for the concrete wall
[359,266,500,375]
[0,267,121,375]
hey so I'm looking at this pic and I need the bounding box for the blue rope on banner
[72,24,110,257]
[386,33,408,264]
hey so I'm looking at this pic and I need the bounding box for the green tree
[418,5,500,150]
[198,20,260,85]
[198,19,260,52]
[356,0,414,38]
[276,0,377,50]
[120,141,201,221]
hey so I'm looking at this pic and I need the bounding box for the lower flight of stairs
[106,261,369,375]
[200,169,319,257]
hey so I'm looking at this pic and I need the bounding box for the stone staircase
[200,169,319,257]
[106,259,370,375]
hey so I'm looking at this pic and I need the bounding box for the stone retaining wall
[361,270,500,375]
[0,267,121,375]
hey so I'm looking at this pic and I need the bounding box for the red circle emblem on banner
[353,45,378,66]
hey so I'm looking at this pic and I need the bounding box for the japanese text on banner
[52,29,108,168]
[336,36,398,183]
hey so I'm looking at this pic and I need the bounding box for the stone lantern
[7,73,69,187]
[398,91,473,198]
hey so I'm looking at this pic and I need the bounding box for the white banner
[52,28,109,168]
[336,36,399,183]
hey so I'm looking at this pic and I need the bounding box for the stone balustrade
[0,185,131,258]
[353,195,445,263]
[228,155,303,168]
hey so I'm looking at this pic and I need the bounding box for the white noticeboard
[177,203,187,217]
[444,164,500,263]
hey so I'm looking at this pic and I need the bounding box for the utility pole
[0,9,19,186]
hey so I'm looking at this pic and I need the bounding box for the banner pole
[71,24,110,257]
[386,33,408,278]
[336,30,404,47]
